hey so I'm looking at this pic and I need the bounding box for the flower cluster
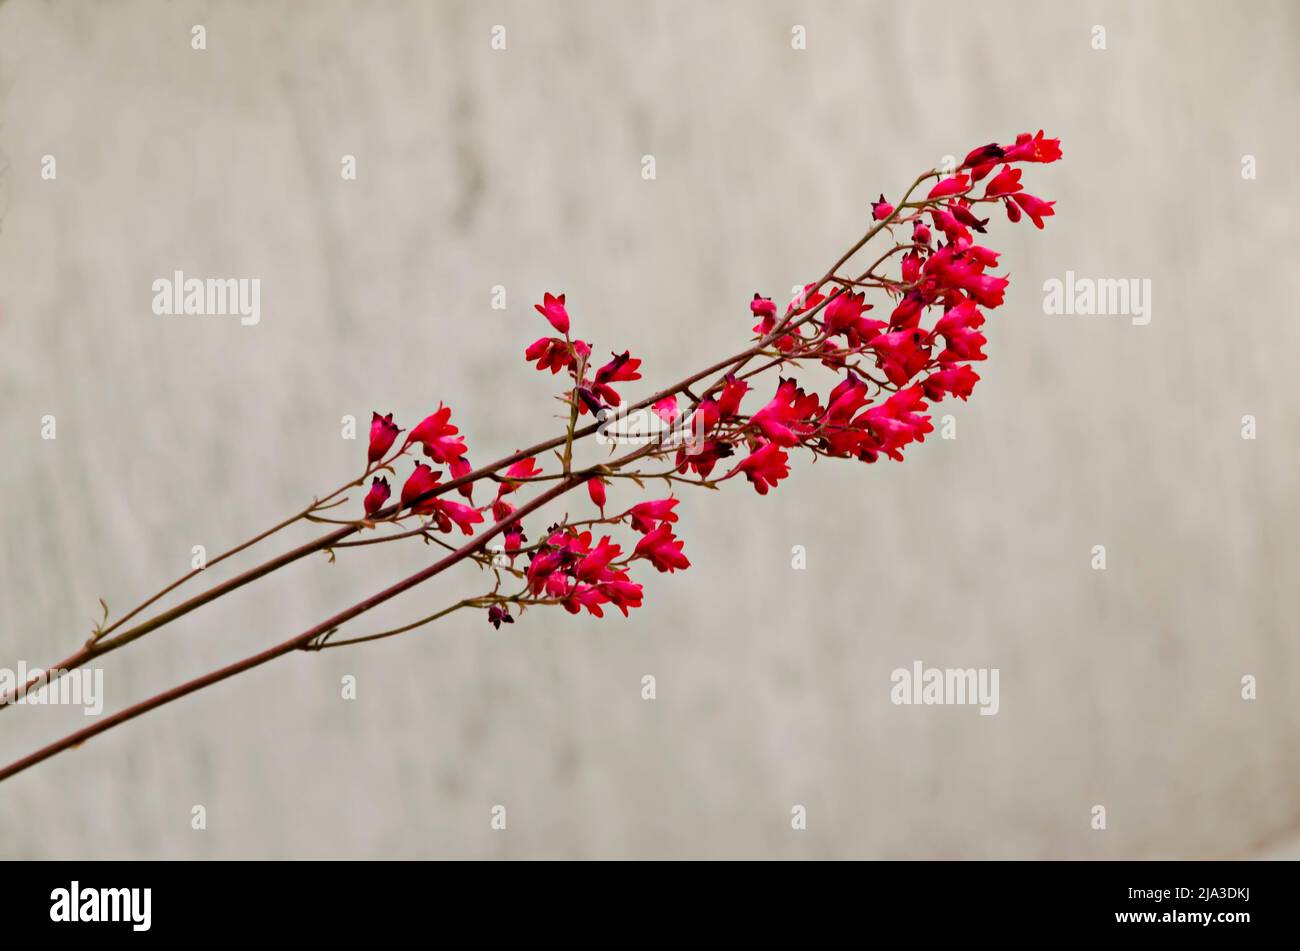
[360,131,1061,630]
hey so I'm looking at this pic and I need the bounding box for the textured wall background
[0,0,1297,858]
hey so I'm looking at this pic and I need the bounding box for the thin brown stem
[0,475,588,784]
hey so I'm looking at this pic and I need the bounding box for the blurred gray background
[1,0,1296,858]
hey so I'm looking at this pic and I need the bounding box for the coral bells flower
[750,294,778,334]
[868,328,930,386]
[960,142,1005,172]
[1009,192,1056,229]
[860,386,934,462]
[717,375,749,417]
[729,441,791,495]
[487,604,514,629]
[400,462,442,514]
[367,412,402,464]
[575,535,622,582]
[921,365,980,402]
[1001,129,1062,165]
[600,577,644,616]
[871,194,894,220]
[676,438,734,478]
[983,165,1023,199]
[823,290,870,334]
[750,379,812,447]
[962,130,1060,181]
[633,524,690,573]
[927,173,970,200]
[363,476,391,517]
[448,455,474,501]
[592,350,642,406]
[406,405,467,464]
[652,396,679,424]
[587,477,606,513]
[594,350,642,385]
[629,498,680,534]
[785,284,827,318]
[496,456,541,496]
[931,298,988,363]
[428,498,484,536]
[563,583,610,617]
[534,292,570,334]
[525,337,576,374]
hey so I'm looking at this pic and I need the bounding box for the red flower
[868,328,931,386]
[921,365,980,402]
[534,292,570,334]
[496,456,541,496]
[448,455,474,501]
[367,412,402,464]
[750,293,777,322]
[729,441,790,495]
[949,202,989,233]
[750,379,809,447]
[594,351,642,385]
[901,249,924,284]
[718,375,749,417]
[406,405,467,464]
[599,576,644,616]
[786,283,827,317]
[932,298,988,363]
[633,524,690,573]
[576,535,622,581]
[363,476,391,517]
[751,295,779,337]
[587,477,606,513]
[823,290,869,334]
[675,438,734,479]
[1001,129,1062,165]
[563,583,610,617]
[871,194,894,220]
[400,462,442,514]
[962,273,1010,309]
[526,550,564,595]
[960,142,1005,170]
[653,396,679,424]
[963,131,1059,181]
[929,207,971,244]
[1010,192,1056,229]
[687,397,721,441]
[629,498,679,534]
[859,385,933,461]
[429,498,484,536]
[983,164,1023,199]
[823,374,872,425]
[889,292,925,330]
[524,337,575,374]
[927,174,970,200]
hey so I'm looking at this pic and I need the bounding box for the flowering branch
[0,131,1061,782]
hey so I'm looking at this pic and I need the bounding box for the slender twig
[0,475,589,783]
